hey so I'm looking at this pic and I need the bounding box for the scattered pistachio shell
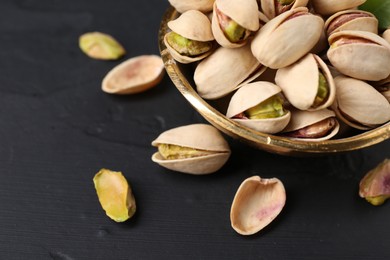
[359,159,390,206]
[93,168,136,222]
[79,32,126,60]
[230,176,286,235]
[102,55,164,94]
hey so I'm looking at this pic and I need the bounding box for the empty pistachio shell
[359,159,390,206]
[230,176,286,235]
[93,169,136,222]
[151,124,231,175]
[168,0,215,13]
[311,0,367,16]
[79,32,125,60]
[102,55,164,94]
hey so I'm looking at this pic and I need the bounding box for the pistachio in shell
[375,75,390,103]
[359,159,390,206]
[79,32,126,60]
[275,53,336,111]
[194,44,265,100]
[260,0,308,20]
[93,169,136,222]
[328,30,390,81]
[250,7,324,69]
[230,176,286,235]
[102,55,164,94]
[226,81,291,134]
[324,9,378,36]
[281,109,340,141]
[168,0,215,13]
[311,0,367,16]
[333,76,390,130]
[212,0,260,48]
[151,124,231,175]
[164,10,215,64]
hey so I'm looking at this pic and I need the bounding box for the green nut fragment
[93,168,136,222]
[166,32,213,57]
[313,71,329,108]
[79,32,126,60]
[245,95,286,119]
[158,144,214,160]
[359,159,390,206]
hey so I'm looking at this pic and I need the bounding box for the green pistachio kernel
[158,144,214,160]
[245,95,286,119]
[79,32,126,60]
[313,71,329,108]
[223,20,247,43]
[365,195,390,206]
[166,32,213,57]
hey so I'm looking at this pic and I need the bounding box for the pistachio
[102,55,164,94]
[359,159,390,206]
[260,0,308,19]
[311,0,367,16]
[168,0,215,13]
[313,72,329,108]
[165,32,213,57]
[151,124,231,175]
[243,95,286,120]
[79,32,125,60]
[215,8,248,43]
[93,169,136,222]
[230,176,286,235]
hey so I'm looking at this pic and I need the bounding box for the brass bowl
[158,7,390,156]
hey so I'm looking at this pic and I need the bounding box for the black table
[0,0,389,259]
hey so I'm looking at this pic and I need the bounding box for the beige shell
[275,53,336,111]
[376,75,390,103]
[325,10,378,36]
[194,44,265,100]
[151,124,231,175]
[102,55,164,94]
[230,176,286,235]
[212,0,260,48]
[226,82,291,134]
[333,76,390,130]
[311,0,367,16]
[168,0,215,13]
[328,30,390,81]
[250,7,324,69]
[282,109,340,141]
[164,10,214,64]
[383,29,390,44]
[260,0,309,20]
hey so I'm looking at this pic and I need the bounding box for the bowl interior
[158,7,390,156]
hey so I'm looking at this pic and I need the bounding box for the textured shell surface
[168,0,215,13]
[311,0,367,16]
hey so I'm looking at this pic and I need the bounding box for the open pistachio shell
[333,76,390,130]
[275,53,336,111]
[230,176,286,235]
[168,0,215,13]
[151,124,231,175]
[194,45,265,100]
[328,30,390,81]
[260,0,308,20]
[311,0,367,16]
[383,29,390,44]
[281,109,340,141]
[251,7,324,69]
[212,0,260,48]
[164,10,214,64]
[226,82,291,134]
[102,55,164,94]
[324,10,378,36]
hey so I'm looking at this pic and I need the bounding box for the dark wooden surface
[0,0,389,259]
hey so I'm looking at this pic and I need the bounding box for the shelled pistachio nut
[260,0,308,20]
[311,0,367,16]
[324,9,378,36]
[194,44,265,100]
[168,0,215,13]
[151,124,231,175]
[164,10,215,64]
[281,109,340,141]
[251,7,324,69]
[212,0,260,48]
[275,53,336,111]
[102,55,164,94]
[230,176,286,235]
[93,169,136,222]
[383,28,390,44]
[359,159,390,206]
[79,32,125,60]
[328,30,390,81]
[333,76,390,130]
[226,82,291,134]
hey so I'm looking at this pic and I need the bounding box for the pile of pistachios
[165,0,390,141]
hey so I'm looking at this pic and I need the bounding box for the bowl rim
[158,6,390,155]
